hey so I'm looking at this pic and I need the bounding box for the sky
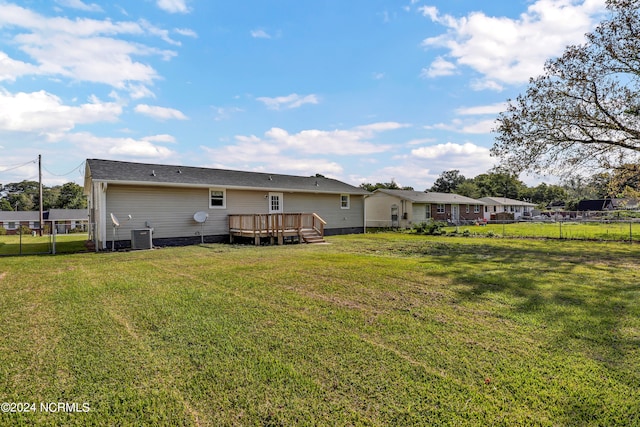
[0,0,608,190]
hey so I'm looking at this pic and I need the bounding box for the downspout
[363,194,370,233]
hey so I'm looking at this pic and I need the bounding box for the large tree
[430,170,467,193]
[492,0,640,176]
[56,182,87,209]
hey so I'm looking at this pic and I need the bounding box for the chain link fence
[448,212,640,243]
[0,221,89,256]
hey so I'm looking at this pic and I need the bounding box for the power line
[42,160,85,177]
[0,158,38,173]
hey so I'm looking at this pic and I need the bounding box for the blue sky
[0,0,607,190]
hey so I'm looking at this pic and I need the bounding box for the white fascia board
[90,179,364,195]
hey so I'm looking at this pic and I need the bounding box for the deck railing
[228,213,326,244]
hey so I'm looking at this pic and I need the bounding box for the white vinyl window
[474,205,480,214]
[340,194,350,209]
[437,204,445,214]
[269,192,283,213]
[209,188,226,209]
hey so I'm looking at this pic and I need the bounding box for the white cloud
[212,106,244,121]
[420,56,457,78]
[353,164,434,190]
[134,104,188,120]
[156,0,190,14]
[174,28,197,38]
[0,3,178,93]
[412,142,488,159]
[142,134,176,143]
[65,132,175,159]
[424,117,494,134]
[55,0,103,12]
[407,137,436,146]
[261,127,390,155]
[421,0,607,87]
[256,93,319,110]
[458,119,496,134]
[250,29,272,39]
[410,142,496,185]
[203,149,345,178]
[455,103,508,115]
[201,122,408,178]
[470,79,504,92]
[0,89,121,133]
[0,52,40,81]
[127,84,156,100]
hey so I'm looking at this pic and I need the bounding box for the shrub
[413,222,427,234]
[0,226,6,235]
[414,220,448,235]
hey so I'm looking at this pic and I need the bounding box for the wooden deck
[229,213,326,245]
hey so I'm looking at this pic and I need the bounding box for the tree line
[0,181,87,211]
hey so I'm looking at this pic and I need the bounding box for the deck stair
[229,212,326,245]
[301,228,325,244]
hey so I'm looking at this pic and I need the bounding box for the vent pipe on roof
[151,170,156,176]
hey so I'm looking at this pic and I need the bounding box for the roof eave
[87,178,367,195]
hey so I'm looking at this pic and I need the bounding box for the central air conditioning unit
[131,229,153,250]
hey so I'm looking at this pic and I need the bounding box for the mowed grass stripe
[143,254,481,424]
[1,235,639,425]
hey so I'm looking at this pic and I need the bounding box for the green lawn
[0,234,639,425]
[0,233,88,256]
[445,221,640,241]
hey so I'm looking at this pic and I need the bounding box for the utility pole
[39,154,43,236]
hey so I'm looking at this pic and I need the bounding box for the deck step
[301,230,325,244]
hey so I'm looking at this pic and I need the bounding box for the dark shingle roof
[374,189,484,205]
[0,211,40,221]
[86,159,369,195]
[47,209,89,221]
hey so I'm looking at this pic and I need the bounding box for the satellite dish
[110,213,120,227]
[193,211,208,223]
[193,211,208,244]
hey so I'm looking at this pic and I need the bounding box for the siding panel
[105,185,364,242]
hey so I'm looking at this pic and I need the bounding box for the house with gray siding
[84,159,369,250]
[365,189,485,228]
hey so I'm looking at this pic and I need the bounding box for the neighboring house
[0,209,89,235]
[84,159,369,250]
[478,197,537,221]
[577,198,639,211]
[365,189,485,228]
[47,209,89,233]
[0,211,40,235]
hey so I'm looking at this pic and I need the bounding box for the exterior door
[451,205,459,222]
[268,192,283,213]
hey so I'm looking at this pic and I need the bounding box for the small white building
[478,197,536,221]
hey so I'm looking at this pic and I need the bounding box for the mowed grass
[0,234,639,426]
[445,221,640,241]
[0,234,88,256]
